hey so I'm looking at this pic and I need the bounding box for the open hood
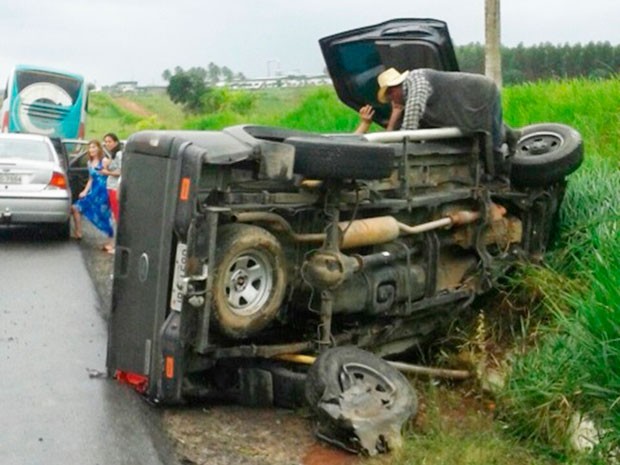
[319,18,459,126]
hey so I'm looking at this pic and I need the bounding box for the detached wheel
[305,346,417,455]
[511,123,583,187]
[211,224,287,339]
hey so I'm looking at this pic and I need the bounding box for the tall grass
[500,80,620,459]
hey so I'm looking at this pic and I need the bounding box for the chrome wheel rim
[224,250,273,317]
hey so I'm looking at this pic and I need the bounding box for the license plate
[170,243,188,311]
[0,173,21,184]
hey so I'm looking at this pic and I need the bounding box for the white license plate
[170,243,188,311]
[0,173,21,184]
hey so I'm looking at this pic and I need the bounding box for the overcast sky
[1,0,618,87]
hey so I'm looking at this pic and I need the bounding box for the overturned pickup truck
[106,19,583,455]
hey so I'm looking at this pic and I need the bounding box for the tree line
[457,41,619,84]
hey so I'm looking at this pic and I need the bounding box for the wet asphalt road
[0,227,179,465]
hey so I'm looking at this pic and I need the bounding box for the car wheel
[510,123,583,187]
[286,137,395,180]
[305,346,417,455]
[211,224,287,339]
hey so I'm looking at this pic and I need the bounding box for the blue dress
[74,160,114,237]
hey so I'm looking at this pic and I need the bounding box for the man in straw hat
[356,67,518,156]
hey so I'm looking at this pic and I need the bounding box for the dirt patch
[162,405,361,465]
[114,97,152,117]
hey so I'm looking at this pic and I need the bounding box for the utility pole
[485,0,502,88]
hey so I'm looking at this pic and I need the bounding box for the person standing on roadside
[71,140,114,243]
[100,133,122,253]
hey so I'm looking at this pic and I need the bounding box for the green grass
[88,77,620,463]
[499,81,620,460]
[378,384,562,465]
[86,91,185,139]
[500,188,620,461]
[182,86,357,132]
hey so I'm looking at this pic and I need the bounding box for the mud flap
[158,311,185,403]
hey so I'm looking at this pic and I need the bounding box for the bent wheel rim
[338,362,397,418]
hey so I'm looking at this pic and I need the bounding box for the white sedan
[0,133,72,238]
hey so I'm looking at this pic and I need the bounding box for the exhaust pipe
[233,206,502,249]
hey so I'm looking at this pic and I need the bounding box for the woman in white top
[101,132,122,254]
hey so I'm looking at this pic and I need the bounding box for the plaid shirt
[401,70,433,130]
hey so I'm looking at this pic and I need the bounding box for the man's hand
[386,102,404,131]
[391,102,404,112]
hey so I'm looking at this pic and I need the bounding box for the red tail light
[78,122,85,139]
[48,171,68,189]
[114,370,148,393]
[1,111,8,132]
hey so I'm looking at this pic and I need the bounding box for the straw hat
[377,68,409,103]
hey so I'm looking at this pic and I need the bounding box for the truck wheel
[286,137,395,180]
[510,123,583,187]
[305,346,417,455]
[211,224,287,339]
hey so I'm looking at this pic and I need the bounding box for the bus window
[0,65,89,140]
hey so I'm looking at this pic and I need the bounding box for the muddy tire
[511,123,583,187]
[211,224,287,339]
[286,137,395,180]
[305,346,417,455]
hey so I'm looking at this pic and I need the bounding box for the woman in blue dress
[71,140,114,241]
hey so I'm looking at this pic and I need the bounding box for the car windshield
[0,139,52,161]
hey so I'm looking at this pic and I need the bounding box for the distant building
[225,75,332,90]
[139,85,167,94]
[108,81,139,93]
[103,75,332,93]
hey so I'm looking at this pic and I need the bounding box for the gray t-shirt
[106,151,122,190]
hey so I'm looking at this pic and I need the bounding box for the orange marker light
[165,356,175,378]
[179,177,190,201]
